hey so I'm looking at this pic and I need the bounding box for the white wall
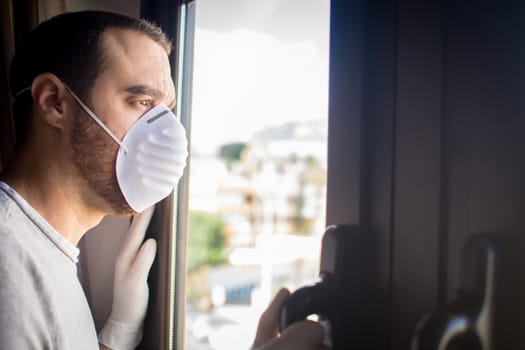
[79,215,131,330]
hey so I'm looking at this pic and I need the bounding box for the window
[183,1,330,349]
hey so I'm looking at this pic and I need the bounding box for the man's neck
[1,151,105,245]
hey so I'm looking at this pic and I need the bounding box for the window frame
[139,1,196,349]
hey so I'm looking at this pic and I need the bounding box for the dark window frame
[139,1,196,349]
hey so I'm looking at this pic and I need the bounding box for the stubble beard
[70,104,134,216]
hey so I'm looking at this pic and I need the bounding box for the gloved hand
[98,207,157,350]
[251,288,329,350]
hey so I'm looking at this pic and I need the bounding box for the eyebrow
[124,84,176,110]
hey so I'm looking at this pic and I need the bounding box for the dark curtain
[0,0,66,171]
[0,0,16,172]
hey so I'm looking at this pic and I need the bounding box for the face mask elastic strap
[14,87,31,99]
[63,84,129,154]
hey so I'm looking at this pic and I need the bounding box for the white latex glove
[98,207,157,350]
[252,288,329,350]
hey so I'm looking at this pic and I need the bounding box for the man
[0,11,325,350]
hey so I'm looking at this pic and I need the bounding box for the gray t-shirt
[0,182,99,349]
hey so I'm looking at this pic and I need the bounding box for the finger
[119,206,155,261]
[278,320,325,348]
[253,320,326,350]
[130,238,157,282]
[252,288,290,348]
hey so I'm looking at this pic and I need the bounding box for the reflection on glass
[185,1,330,349]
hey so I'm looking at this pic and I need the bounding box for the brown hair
[9,10,172,146]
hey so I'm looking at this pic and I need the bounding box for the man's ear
[30,73,68,129]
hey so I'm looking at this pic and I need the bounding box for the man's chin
[108,202,136,216]
[93,190,135,216]
[115,208,137,216]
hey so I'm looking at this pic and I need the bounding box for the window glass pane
[185,1,330,349]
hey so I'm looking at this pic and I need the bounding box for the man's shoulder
[0,192,55,349]
[0,184,22,221]
[0,188,27,234]
[0,183,80,265]
[0,193,49,304]
[0,212,32,267]
[0,189,40,263]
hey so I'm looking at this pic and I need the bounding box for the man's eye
[138,100,153,107]
[128,99,153,109]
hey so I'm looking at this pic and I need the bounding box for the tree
[219,142,247,166]
[187,211,227,272]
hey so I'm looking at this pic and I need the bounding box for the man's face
[70,28,175,215]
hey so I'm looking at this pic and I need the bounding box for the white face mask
[65,85,188,213]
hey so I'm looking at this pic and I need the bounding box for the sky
[190,0,330,155]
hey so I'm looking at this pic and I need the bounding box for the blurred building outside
[186,119,327,350]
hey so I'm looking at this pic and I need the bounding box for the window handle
[279,225,364,349]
